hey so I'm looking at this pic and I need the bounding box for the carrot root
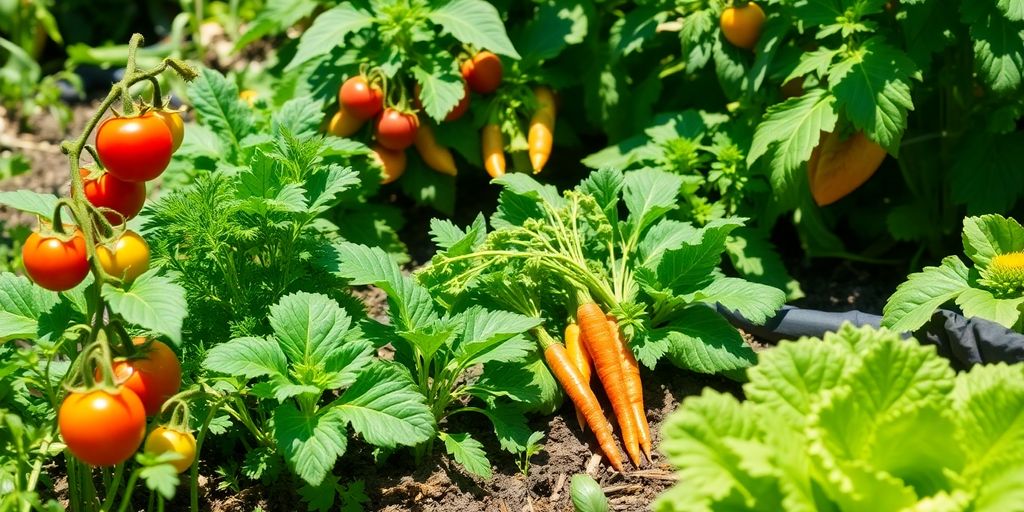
[609,317,652,462]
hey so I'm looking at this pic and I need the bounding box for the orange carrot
[565,323,593,431]
[609,317,651,461]
[577,302,641,467]
[540,332,624,472]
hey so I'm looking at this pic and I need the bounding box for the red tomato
[414,81,470,122]
[150,110,184,152]
[96,113,173,182]
[111,338,182,416]
[339,76,384,120]
[372,145,407,184]
[80,169,146,223]
[59,388,146,466]
[375,109,419,150]
[22,231,90,291]
[461,52,502,94]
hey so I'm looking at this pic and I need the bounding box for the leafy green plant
[332,242,547,479]
[421,167,786,375]
[884,214,1024,332]
[202,291,435,490]
[584,109,801,298]
[656,323,1024,511]
[571,473,609,512]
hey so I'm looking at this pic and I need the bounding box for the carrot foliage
[419,168,787,375]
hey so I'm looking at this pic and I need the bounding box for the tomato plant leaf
[882,256,971,332]
[428,0,521,59]
[622,168,682,236]
[101,270,187,345]
[665,306,757,374]
[411,65,464,123]
[0,190,59,221]
[748,89,837,194]
[430,215,487,255]
[203,336,289,379]
[0,273,58,342]
[274,404,349,486]
[440,431,492,479]
[828,38,916,153]
[268,292,352,367]
[189,68,254,158]
[333,242,438,331]
[332,362,435,448]
[286,3,374,72]
[785,47,840,83]
[963,2,1024,94]
[271,97,323,140]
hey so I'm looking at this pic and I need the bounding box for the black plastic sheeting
[717,305,1024,371]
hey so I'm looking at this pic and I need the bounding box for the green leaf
[307,165,362,215]
[953,363,1024,477]
[964,3,1024,94]
[961,214,1024,267]
[298,474,340,512]
[203,337,288,379]
[581,134,657,170]
[698,277,785,325]
[428,0,520,58]
[274,404,348,486]
[480,405,534,455]
[622,168,683,235]
[189,68,254,156]
[665,306,756,374]
[0,273,59,342]
[286,3,374,71]
[785,47,840,83]
[102,270,187,345]
[332,242,438,331]
[746,339,855,426]
[430,214,486,255]
[272,97,324,139]
[514,0,591,62]
[828,38,916,153]
[441,432,492,479]
[412,65,465,123]
[653,218,744,293]
[268,292,352,366]
[725,230,804,300]
[882,256,971,332]
[999,0,1024,20]
[474,352,562,414]
[0,190,60,220]
[955,288,1024,329]
[323,339,376,390]
[332,362,435,449]
[455,307,542,367]
[137,458,179,499]
[748,89,837,194]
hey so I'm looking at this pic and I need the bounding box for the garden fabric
[717,304,1024,369]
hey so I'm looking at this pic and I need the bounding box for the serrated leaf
[0,273,59,341]
[748,89,837,194]
[234,0,318,50]
[665,306,756,374]
[332,362,434,448]
[286,4,374,71]
[332,242,438,331]
[965,5,1024,94]
[274,404,348,486]
[272,97,323,139]
[882,256,971,332]
[953,363,1024,477]
[514,0,590,62]
[203,336,288,379]
[268,292,352,366]
[653,218,744,293]
[955,288,1024,329]
[428,0,520,58]
[189,68,254,156]
[746,340,855,426]
[698,277,786,324]
[412,65,465,123]
[961,214,1024,268]
[441,432,492,479]
[622,168,682,235]
[102,270,187,345]
[828,38,916,153]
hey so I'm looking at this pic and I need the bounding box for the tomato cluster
[323,51,504,184]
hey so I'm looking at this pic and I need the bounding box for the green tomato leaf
[189,68,254,158]
[440,432,492,479]
[268,292,352,367]
[202,336,288,379]
[0,190,59,221]
[622,168,683,236]
[411,65,465,123]
[428,0,520,58]
[273,403,349,486]
[963,2,1024,94]
[102,270,187,345]
[747,89,837,195]
[0,273,59,342]
[286,3,374,72]
[331,362,435,449]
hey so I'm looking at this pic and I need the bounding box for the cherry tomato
[720,2,765,50]
[22,231,90,291]
[326,107,366,138]
[111,338,182,416]
[339,76,384,120]
[80,169,146,224]
[151,110,184,152]
[461,52,502,94]
[96,113,173,182]
[372,144,407,184]
[375,109,419,150]
[97,230,150,284]
[414,81,470,122]
[59,388,146,466]
[144,426,196,473]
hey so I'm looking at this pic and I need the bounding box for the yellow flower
[980,251,1024,296]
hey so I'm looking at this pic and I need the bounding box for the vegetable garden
[1,1,1023,511]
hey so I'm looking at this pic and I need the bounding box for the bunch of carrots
[540,301,650,472]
